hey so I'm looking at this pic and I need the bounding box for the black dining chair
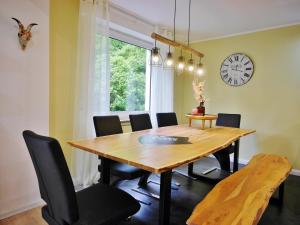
[214,113,241,171]
[128,113,153,187]
[23,130,140,225]
[156,112,178,127]
[93,115,150,184]
[130,113,180,192]
[93,115,153,204]
[188,113,241,177]
[156,112,196,182]
[129,113,152,131]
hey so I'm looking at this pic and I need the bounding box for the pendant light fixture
[165,45,174,67]
[151,40,163,66]
[196,57,204,75]
[177,48,185,70]
[150,0,205,73]
[188,54,194,72]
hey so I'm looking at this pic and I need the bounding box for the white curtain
[150,28,175,127]
[72,0,110,188]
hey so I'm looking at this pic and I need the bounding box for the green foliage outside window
[109,38,147,111]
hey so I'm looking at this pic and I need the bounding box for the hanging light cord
[188,0,191,47]
[173,0,177,42]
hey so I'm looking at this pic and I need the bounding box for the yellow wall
[50,0,80,166]
[175,25,300,169]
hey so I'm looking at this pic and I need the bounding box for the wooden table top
[185,114,218,120]
[68,125,255,173]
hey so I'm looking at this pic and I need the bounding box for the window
[109,38,151,113]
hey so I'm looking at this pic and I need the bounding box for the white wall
[0,0,49,219]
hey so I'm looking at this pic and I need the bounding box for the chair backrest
[156,112,178,127]
[23,130,78,225]
[216,113,241,128]
[129,113,152,131]
[93,115,123,137]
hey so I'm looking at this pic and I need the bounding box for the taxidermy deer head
[12,18,38,50]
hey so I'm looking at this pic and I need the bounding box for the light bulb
[178,62,185,70]
[177,55,185,70]
[188,65,194,72]
[197,67,204,75]
[188,58,194,72]
[196,63,204,75]
[165,52,173,67]
[166,59,173,66]
[152,55,159,63]
[151,47,160,63]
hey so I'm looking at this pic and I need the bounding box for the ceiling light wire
[173,0,177,42]
[188,0,191,47]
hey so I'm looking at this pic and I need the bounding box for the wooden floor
[1,157,300,225]
[0,207,46,225]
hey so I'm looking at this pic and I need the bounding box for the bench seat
[187,154,292,225]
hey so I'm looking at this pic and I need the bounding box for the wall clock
[220,53,254,86]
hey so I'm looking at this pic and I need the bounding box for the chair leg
[138,173,151,187]
[139,172,180,190]
[213,151,231,172]
[132,188,160,200]
[111,178,152,205]
[155,173,181,187]
[188,163,194,175]
[174,166,197,180]
[147,180,179,190]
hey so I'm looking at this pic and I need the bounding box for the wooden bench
[186,154,292,225]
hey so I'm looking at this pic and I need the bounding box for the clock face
[220,53,254,86]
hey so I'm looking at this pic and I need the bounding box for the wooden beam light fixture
[150,0,205,75]
[151,33,204,58]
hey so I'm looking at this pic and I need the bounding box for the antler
[26,23,38,32]
[12,17,24,32]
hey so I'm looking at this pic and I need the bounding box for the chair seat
[111,163,149,180]
[76,183,140,225]
[42,183,140,225]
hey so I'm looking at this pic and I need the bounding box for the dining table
[68,124,255,225]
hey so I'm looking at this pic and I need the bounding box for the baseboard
[0,199,44,220]
[206,155,300,176]
[290,169,300,176]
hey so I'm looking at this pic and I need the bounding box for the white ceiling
[110,0,300,42]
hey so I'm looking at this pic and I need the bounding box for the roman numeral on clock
[223,74,228,79]
[244,61,250,66]
[246,68,252,70]
[234,55,239,61]
[228,58,233,63]
[244,73,250,77]
[228,77,232,83]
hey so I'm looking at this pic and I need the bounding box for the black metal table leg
[233,140,240,172]
[98,157,111,185]
[213,150,231,172]
[278,182,285,204]
[188,163,194,176]
[159,170,172,225]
